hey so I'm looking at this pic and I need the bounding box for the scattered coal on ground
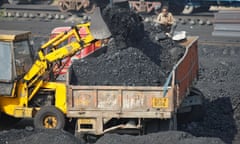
[70,8,185,86]
[179,44,240,144]
[95,131,225,144]
[0,128,83,144]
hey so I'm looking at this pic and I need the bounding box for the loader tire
[34,106,65,129]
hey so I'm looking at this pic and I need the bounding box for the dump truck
[66,36,202,137]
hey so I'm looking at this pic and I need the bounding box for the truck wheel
[8,0,20,4]
[34,106,65,129]
[182,5,194,14]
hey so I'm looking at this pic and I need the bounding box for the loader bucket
[90,7,111,40]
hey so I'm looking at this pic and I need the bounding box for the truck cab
[0,30,33,97]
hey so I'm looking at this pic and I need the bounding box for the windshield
[14,40,33,77]
[0,41,12,81]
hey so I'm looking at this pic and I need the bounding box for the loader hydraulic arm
[22,24,97,100]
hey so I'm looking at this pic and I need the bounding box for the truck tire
[8,0,20,4]
[34,106,65,129]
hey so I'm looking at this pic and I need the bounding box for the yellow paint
[0,22,105,119]
[152,97,169,108]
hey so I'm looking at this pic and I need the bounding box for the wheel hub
[43,116,57,128]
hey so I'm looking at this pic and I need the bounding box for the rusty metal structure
[57,0,162,13]
[128,0,161,13]
[58,0,96,13]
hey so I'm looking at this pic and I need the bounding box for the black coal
[70,8,185,86]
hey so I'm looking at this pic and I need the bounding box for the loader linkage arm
[23,24,97,101]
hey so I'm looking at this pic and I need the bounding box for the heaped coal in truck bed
[69,8,185,86]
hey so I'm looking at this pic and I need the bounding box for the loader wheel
[34,106,65,129]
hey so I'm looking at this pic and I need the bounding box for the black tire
[34,106,65,129]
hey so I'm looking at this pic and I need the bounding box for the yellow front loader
[0,7,111,129]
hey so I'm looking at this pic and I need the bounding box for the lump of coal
[69,8,185,86]
[70,44,165,86]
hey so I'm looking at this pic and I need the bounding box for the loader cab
[0,30,33,96]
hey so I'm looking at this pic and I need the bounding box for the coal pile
[180,45,240,143]
[95,131,225,144]
[0,128,83,144]
[70,8,185,86]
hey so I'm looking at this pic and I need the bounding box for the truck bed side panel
[175,37,199,107]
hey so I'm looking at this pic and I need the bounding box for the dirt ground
[0,10,240,144]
